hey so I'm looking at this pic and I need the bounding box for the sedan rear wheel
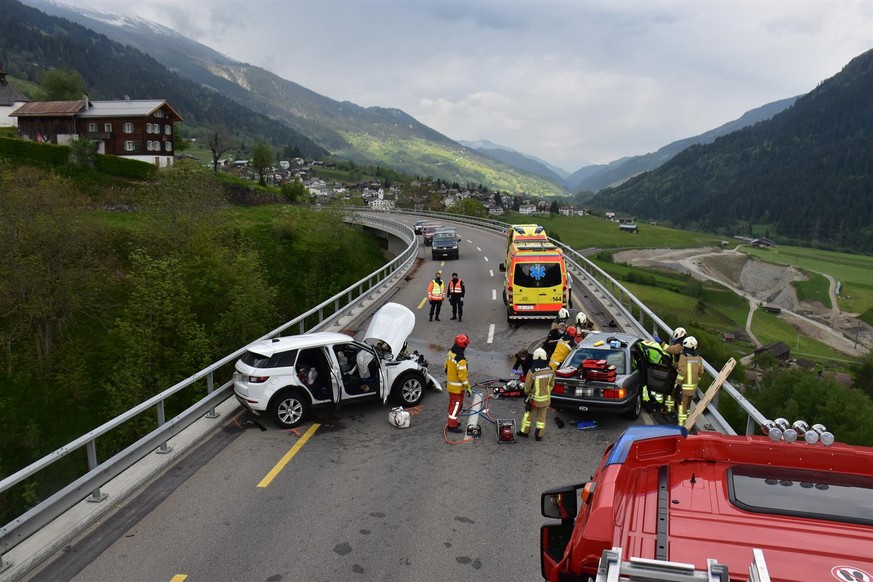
[625,392,642,420]
[270,390,310,428]
[393,372,425,406]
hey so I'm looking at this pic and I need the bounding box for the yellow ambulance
[499,225,568,322]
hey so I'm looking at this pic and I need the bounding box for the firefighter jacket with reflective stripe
[448,278,465,298]
[428,279,445,301]
[663,341,683,364]
[676,352,704,395]
[524,367,555,406]
[549,338,572,370]
[445,347,470,394]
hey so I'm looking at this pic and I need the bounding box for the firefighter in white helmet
[659,326,687,414]
[517,348,555,442]
[550,308,570,331]
[574,311,594,339]
[675,336,704,425]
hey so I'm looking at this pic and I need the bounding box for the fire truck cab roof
[541,425,873,582]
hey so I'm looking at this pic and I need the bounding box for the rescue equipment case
[581,359,617,382]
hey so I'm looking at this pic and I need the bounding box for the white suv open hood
[364,302,415,358]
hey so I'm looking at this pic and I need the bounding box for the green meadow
[493,213,870,371]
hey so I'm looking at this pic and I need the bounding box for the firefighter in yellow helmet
[675,336,704,425]
[549,326,577,370]
[517,348,555,441]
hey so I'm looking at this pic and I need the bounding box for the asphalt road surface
[29,214,642,582]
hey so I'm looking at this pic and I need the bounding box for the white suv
[233,303,442,428]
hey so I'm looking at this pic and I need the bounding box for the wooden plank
[684,357,737,431]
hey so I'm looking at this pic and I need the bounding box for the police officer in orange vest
[427,271,445,321]
[448,272,465,322]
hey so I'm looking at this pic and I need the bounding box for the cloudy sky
[61,0,873,171]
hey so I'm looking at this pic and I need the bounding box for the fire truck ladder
[595,547,772,582]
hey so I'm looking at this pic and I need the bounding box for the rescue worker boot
[677,403,687,426]
[516,430,528,438]
[535,429,544,442]
[446,425,463,434]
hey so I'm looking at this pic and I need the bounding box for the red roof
[10,100,85,117]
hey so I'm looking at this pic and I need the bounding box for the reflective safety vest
[448,279,464,297]
[525,367,555,406]
[428,279,445,301]
[641,340,670,366]
[549,339,572,370]
[445,347,470,394]
[676,353,704,395]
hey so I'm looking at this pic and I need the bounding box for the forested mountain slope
[569,97,799,192]
[591,49,873,253]
[20,0,568,196]
[1,0,327,157]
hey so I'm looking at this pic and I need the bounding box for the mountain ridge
[21,0,568,196]
[590,49,873,253]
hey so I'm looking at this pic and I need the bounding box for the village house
[0,67,30,127]
[753,341,791,362]
[11,96,182,167]
[518,203,536,215]
[751,237,776,248]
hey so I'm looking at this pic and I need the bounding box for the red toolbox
[582,359,617,382]
[581,359,608,370]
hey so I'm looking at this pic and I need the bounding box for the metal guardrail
[0,208,767,570]
[0,213,418,568]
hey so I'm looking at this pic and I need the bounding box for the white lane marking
[487,324,495,344]
[467,240,473,244]
[476,246,482,251]
[489,269,494,277]
[483,256,489,262]
[492,289,497,300]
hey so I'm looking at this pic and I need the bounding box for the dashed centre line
[492,289,497,300]
[487,324,495,344]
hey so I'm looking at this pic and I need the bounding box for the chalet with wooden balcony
[11,96,182,167]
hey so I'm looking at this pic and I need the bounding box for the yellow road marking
[417,296,428,309]
[170,576,188,582]
[441,260,445,267]
[258,423,320,488]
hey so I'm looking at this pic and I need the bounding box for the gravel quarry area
[612,247,872,357]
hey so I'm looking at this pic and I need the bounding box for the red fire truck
[540,424,873,581]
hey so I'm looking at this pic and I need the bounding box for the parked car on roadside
[233,303,442,428]
[549,332,673,420]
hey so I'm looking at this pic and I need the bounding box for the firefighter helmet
[575,312,588,326]
[532,348,548,361]
[454,334,470,348]
[565,326,578,338]
[557,308,569,321]
[682,336,698,350]
[672,327,687,340]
